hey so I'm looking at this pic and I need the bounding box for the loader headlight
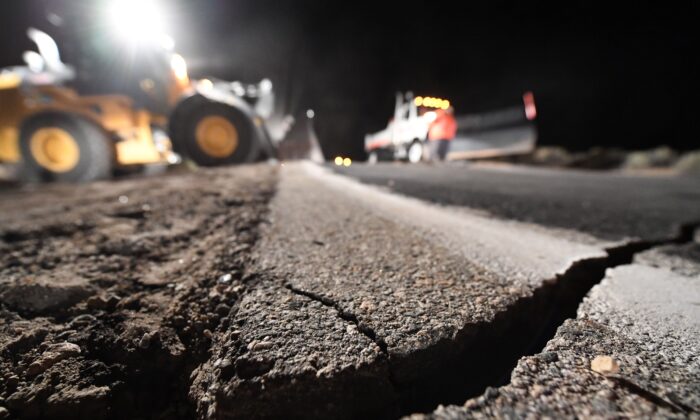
[198,79,214,91]
[170,54,189,82]
[107,0,171,48]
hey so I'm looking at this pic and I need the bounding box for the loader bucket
[276,114,324,163]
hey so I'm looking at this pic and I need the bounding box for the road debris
[591,355,620,375]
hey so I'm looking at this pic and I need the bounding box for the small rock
[106,294,121,308]
[484,387,499,400]
[251,341,273,352]
[215,304,231,316]
[235,356,274,379]
[219,358,235,379]
[86,294,120,311]
[316,365,334,378]
[591,355,620,375]
[464,398,481,409]
[359,299,375,312]
[218,273,233,284]
[5,329,49,354]
[530,384,547,397]
[540,352,558,363]
[138,333,152,349]
[6,375,19,388]
[27,342,81,376]
[0,407,9,419]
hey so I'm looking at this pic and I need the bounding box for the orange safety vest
[428,110,457,141]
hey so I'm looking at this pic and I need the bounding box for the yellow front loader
[1,6,317,183]
[0,29,177,183]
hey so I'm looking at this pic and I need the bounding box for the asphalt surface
[190,163,700,418]
[334,163,700,242]
[192,163,608,417]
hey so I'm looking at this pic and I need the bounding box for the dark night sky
[1,1,698,159]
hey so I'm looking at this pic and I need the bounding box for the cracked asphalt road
[0,162,698,419]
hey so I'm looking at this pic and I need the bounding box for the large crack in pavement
[190,163,699,419]
[282,222,700,417]
[521,220,700,362]
[425,228,700,419]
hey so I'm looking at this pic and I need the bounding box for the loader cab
[66,35,183,116]
[40,1,190,116]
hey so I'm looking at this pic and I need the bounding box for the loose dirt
[0,166,276,419]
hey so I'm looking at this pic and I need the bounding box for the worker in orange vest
[428,107,457,161]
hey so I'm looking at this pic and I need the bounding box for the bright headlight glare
[171,54,188,82]
[198,78,214,91]
[108,0,167,46]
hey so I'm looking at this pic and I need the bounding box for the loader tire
[173,101,258,166]
[19,113,113,183]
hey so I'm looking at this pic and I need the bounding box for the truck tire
[172,100,259,166]
[407,140,424,163]
[368,151,379,164]
[19,113,113,183]
[368,149,394,163]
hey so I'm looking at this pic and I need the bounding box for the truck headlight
[424,111,437,122]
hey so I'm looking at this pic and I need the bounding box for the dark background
[1,1,698,160]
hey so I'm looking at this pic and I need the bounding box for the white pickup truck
[365,92,442,163]
[365,91,538,163]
